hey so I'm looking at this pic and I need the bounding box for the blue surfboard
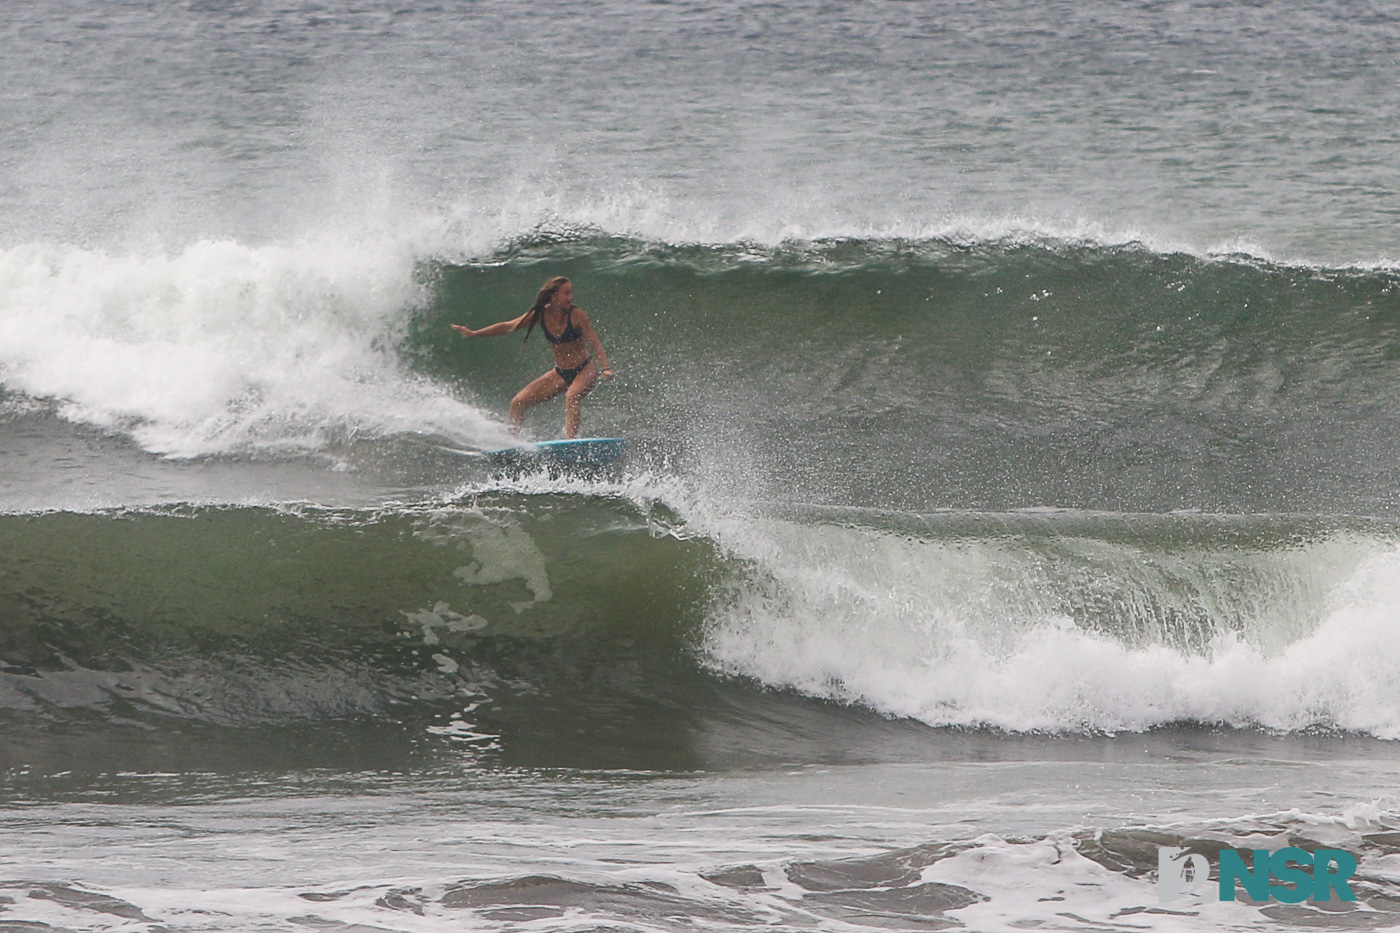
[483,437,626,469]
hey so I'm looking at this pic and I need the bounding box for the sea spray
[0,238,509,458]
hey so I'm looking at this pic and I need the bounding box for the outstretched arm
[576,309,614,377]
[450,311,531,338]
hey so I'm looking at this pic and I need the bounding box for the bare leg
[509,371,566,433]
[562,362,598,439]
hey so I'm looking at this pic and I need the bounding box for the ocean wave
[4,788,1398,933]
[3,494,1399,743]
[3,228,1400,520]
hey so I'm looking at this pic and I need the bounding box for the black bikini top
[541,307,583,345]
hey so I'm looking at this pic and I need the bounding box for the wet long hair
[522,276,571,343]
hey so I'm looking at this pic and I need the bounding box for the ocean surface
[4,1,1400,930]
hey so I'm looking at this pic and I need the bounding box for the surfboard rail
[483,437,627,468]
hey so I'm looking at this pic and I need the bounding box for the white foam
[693,507,1400,738]
[923,833,1262,932]
[0,236,510,458]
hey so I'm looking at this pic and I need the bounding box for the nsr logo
[1158,847,1358,903]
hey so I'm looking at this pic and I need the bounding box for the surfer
[450,276,614,439]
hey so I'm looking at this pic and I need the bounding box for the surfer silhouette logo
[1158,847,1213,903]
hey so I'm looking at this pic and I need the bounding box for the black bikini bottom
[555,362,588,386]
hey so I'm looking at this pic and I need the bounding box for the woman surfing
[450,276,614,439]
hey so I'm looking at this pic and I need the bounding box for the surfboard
[483,437,627,469]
